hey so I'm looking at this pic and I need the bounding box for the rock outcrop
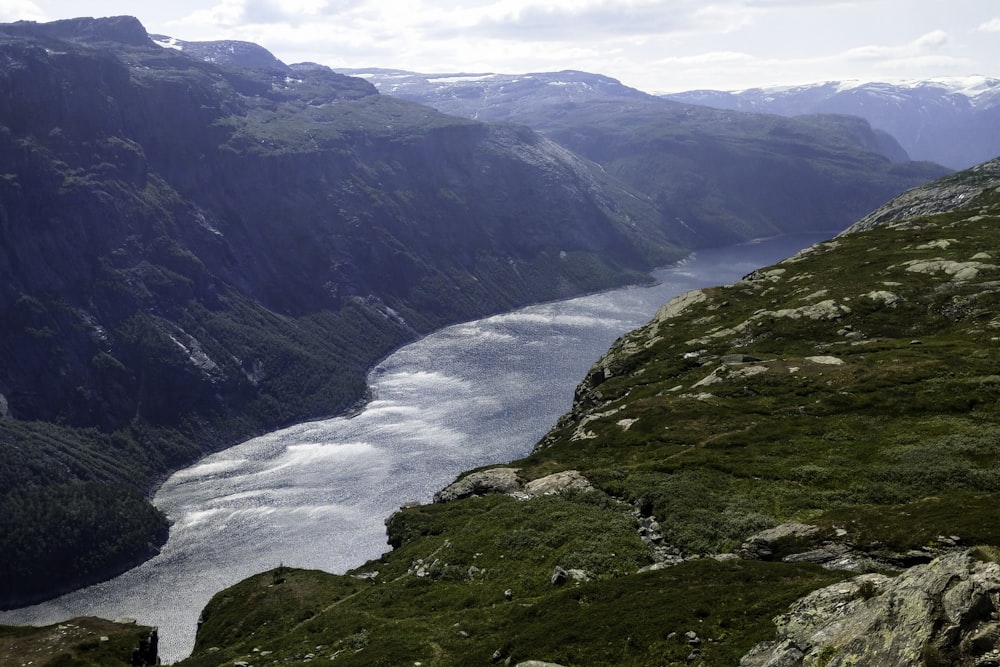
[433,468,522,503]
[740,550,1000,667]
[842,156,1000,234]
[433,468,594,503]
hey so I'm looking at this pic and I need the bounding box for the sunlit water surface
[0,233,830,662]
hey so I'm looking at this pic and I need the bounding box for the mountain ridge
[346,67,950,245]
[665,77,1000,169]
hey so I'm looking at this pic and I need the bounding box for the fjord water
[0,233,830,662]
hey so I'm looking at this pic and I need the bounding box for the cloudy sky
[2,0,998,93]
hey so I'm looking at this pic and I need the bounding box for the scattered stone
[653,289,708,323]
[434,468,521,502]
[504,588,514,601]
[915,238,957,250]
[901,258,997,281]
[754,299,852,322]
[737,523,820,560]
[781,542,853,565]
[863,290,902,306]
[693,363,768,387]
[720,354,764,364]
[617,417,639,431]
[804,355,844,366]
[523,470,594,497]
[800,289,829,301]
[551,566,569,585]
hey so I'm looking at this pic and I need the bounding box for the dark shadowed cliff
[0,16,679,607]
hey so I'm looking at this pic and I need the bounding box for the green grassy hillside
[177,159,1000,666]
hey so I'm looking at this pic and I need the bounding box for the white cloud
[977,17,1000,32]
[175,0,246,28]
[174,0,335,27]
[8,0,999,93]
[412,0,751,42]
[913,29,949,50]
[844,30,950,62]
[0,0,45,21]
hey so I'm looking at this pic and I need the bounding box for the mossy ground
[0,617,156,666]
[183,544,845,666]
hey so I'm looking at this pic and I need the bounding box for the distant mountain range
[664,77,1000,170]
[345,68,948,245]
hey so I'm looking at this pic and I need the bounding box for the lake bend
[0,232,833,662]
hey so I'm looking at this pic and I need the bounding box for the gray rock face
[434,468,594,503]
[740,550,1000,667]
[737,523,820,561]
[842,157,1000,234]
[433,468,522,503]
[523,470,594,497]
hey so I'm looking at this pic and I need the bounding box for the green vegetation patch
[0,617,157,667]
[182,543,846,667]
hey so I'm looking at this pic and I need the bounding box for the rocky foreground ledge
[742,549,1000,667]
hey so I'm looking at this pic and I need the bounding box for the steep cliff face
[0,17,679,606]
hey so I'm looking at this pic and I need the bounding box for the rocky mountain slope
[0,16,682,608]
[345,68,950,245]
[174,159,1000,666]
[665,77,1000,170]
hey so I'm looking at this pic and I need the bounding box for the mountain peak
[0,15,152,47]
[148,34,290,72]
[664,76,1000,169]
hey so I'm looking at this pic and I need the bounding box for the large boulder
[434,468,595,502]
[740,550,1000,667]
[737,523,820,561]
[433,468,522,503]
